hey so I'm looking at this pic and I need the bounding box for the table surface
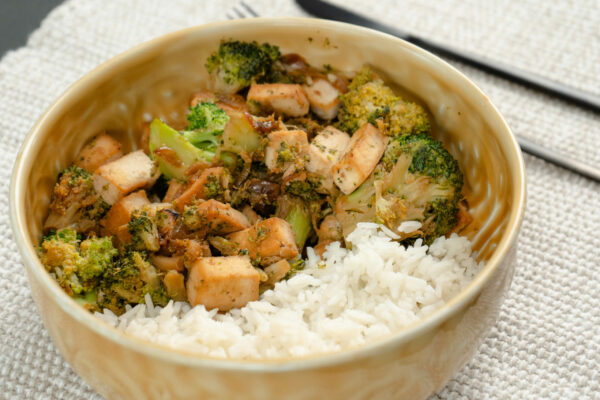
[0,1,598,399]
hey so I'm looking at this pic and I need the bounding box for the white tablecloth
[1,0,598,398]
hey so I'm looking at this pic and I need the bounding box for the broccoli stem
[284,203,312,250]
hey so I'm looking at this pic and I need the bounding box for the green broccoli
[39,229,118,300]
[205,40,281,93]
[378,134,463,243]
[98,251,168,315]
[78,236,119,281]
[127,211,160,252]
[182,102,230,153]
[336,67,430,137]
[45,166,109,232]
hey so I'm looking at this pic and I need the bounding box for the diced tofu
[163,270,187,301]
[183,199,250,235]
[332,123,389,194]
[226,217,299,265]
[264,130,309,173]
[303,79,340,120]
[75,132,123,172]
[186,256,260,311]
[150,254,185,272]
[247,83,309,117]
[163,179,186,203]
[264,259,291,285]
[241,205,261,225]
[306,126,351,192]
[101,190,150,236]
[93,150,157,205]
[167,239,211,268]
[173,167,230,210]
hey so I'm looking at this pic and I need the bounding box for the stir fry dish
[39,40,471,314]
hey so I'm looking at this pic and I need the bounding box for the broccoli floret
[336,67,430,137]
[127,211,160,252]
[98,251,168,315]
[377,134,463,243]
[186,101,229,131]
[182,102,229,164]
[45,166,109,232]
[39,229,118,298]
[78,236,119,281]
[205,40,281,93]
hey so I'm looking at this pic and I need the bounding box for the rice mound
[96,223,482,359]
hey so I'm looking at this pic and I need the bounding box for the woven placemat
[1,0,598,398]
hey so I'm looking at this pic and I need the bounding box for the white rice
[96,222,482,359]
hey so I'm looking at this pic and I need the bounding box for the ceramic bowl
[10,18,525,399]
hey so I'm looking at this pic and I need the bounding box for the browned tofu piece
[264,259,291,285]
[93,150,157,205]
[264,130,309,173]
[226,217,299,265]
[163,270,187,301]
[247,83,310,117]
[332,123,389,194]
[101,190,150,236]
[186,256,260,311]
[182,199,250,235]
[163,179,186,203]
[173,167,230,210]
[167,238,211,268]
[75,132,123,172]
[307,126,351,192]
[303,79,341,120]
[150,254,185,272]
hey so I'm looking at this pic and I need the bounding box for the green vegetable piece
[337,66,430,136]
[219,111,263,154]
[149,118,212,180]
[205,40,282,93]
[276,195,312,250]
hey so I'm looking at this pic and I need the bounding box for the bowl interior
[14,18,524,356]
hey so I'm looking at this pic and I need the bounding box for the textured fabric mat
[0,0,598,399]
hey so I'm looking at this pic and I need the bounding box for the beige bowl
[10,18,525,399]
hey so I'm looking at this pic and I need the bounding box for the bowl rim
[9,17,526,371]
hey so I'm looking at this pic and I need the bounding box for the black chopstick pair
[295,0,600,182]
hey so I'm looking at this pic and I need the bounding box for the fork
[224,2,600,183]
[226,1,258,20]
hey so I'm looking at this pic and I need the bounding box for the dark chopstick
[295,0,600,182]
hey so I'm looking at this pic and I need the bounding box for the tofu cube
[264,130,309,173]
[183,199,250,235]
[75,132,123,172]
[186,256,260,311]
[303,79,340,120]
[93,150,157,205]
[101,190,150,236]
[173,167,229,210]
[226,217,299,265]
[332,123,389,194]
[247,83,310,117]
[264,259,291,285]
[307,126,351,192]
